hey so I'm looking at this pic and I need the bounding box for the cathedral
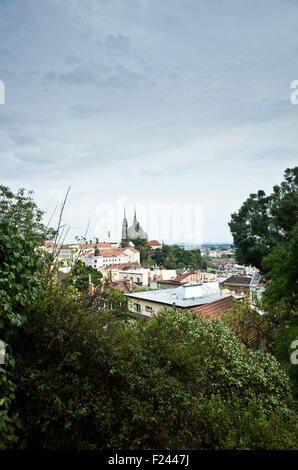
[121,206,148,244]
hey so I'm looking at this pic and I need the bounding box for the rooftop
[125,281,230,308]
[104,262,142,270]
[147,240,162,246]
[224,275,252,286]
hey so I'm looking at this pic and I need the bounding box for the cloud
[2,0,298,242]
[70,105,106,117]
[102,65,151,89]
[58,66,97,86]
[98,34,130,57]
[10,134,38,146]
[42,61,150,90]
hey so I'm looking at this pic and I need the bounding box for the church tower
[121,206,128,244]
[127,205,148,241]
[132,204,137,226]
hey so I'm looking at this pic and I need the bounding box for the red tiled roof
[102,280,142,293]
[44,241,56,247]
[174,273,197,283]
[190,295,235,320]
[100,249,127,258]
[104,262,142,270]
[157,279,181,285]
[61,243,112,249]
[224,275,251,286]
[147,240,161,246]
[87,248,126,258]
[122,246,139,253]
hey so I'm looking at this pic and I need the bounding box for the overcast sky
[0,0,298,243]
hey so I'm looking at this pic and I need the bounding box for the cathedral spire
[133,202,137,224]
[121,205,128,243]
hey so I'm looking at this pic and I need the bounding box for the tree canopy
[262,221,298,317]
[151,244,209,270]
[64,259,103,293]
[11,295,297,450]
[0,186,56,246]
[0,218,45,448]
[229,167,298,270]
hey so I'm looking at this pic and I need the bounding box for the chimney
[89,283,95,296]
[88,274,94,295]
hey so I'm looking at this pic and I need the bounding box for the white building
[125,280,234,318]
[86,249,129,271]
[122,246,140,264]
[119,268,150,286]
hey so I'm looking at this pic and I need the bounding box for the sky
[0,0,298,244]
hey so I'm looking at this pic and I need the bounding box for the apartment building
[125,281,235,320]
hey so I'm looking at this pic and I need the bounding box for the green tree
[270,325,298,400]
[0,186,56,246]
[0,219,43,336]
[64,260,103,293]
[11,297,297,450]
[132,237,151,264]
[0,218,44,449]
[262,222,298,315]
[151,243,206,270]
[229,167,298,270]
[95,289,129,320]
[222,299,272,350]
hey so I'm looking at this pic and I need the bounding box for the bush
[0,218,43,448]
[12,289,298,450]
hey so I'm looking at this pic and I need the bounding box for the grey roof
[224,275,252,286]
[125,283,230,308]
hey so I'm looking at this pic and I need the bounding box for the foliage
[94,288,129,320]
[229,167,298,270]
[222,299,272,349]
[151,244,208,270]
[0,218,44,339]
[64,260,103,293]
[11,294,297,450]
[269,325,298,399]
[222,298,298,402]
[262,222,298,315]
[0,186,56,246]
[132,237,151,264]
[0,350,20,450]
[0,218,44,449]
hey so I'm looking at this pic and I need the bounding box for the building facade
[125,281,235,319]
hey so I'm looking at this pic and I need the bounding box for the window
[135,303,141,312]
[145,306,152,313]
